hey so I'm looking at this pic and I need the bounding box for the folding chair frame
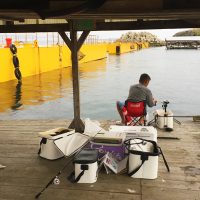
[123,100,147,126]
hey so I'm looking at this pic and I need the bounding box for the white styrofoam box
[128,139,158,179]
[74,149,99,183]
[38,128,75,160]
[109,126,157,142]
[154,109,173,129]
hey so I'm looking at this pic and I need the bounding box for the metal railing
[0,32,114,47]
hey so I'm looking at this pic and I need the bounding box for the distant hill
[118,31,164,46]
[173,28,200,36]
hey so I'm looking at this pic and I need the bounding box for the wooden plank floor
[0,119,200,200]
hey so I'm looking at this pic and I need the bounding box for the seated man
[116,73,157,125]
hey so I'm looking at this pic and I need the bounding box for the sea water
[0,47,200,120]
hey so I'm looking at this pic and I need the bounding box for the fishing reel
[162,100,169,113]
[53,176,60,185]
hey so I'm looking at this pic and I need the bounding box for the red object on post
[5,38,12,48]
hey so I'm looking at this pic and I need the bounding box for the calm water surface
[0,47,200,120]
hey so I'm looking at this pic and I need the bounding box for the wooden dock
[0,119,200,200]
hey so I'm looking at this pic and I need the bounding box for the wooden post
[68,26,84,132]
[58,23,90,132]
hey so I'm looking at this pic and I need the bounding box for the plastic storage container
[127,138,159,179]
[154,109,173,129]
[74,149,99,183]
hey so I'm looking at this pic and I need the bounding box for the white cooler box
[109,126,157,142]
[38,127,75,160]
[74,149,99,183]
[125,138,159,179]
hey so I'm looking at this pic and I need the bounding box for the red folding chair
[122,100,147,126]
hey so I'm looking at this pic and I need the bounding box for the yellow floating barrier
[0,43,107,83]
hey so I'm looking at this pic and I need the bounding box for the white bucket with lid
[154,109,173,129]
[74,149,99,183]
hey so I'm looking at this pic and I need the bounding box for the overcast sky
[91,28,191,40]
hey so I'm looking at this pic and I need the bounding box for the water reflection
[79,58,106,78]
[11,81,22,110]
[0,67,72,113]
[0,58,107,115]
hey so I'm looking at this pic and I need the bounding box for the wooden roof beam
[96,20,200,30]
[77,30,90,51]
[0,23,69,33]
[1,19,200,33]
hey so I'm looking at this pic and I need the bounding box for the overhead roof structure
[1,0,200,32]
[0,0,200,19]
[1,0,200,132]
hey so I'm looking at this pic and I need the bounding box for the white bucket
[74,149,98,183]
[154,109,173,129]
[127,139,159,179]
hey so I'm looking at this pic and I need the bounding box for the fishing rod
[150,115,197,125]
[151,100,200,125]
[152,115,197,118]
[156,100,199,118]
[35,126,105,199]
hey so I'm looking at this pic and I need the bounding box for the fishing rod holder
[162,100,169,113]
[148,100,181,131]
